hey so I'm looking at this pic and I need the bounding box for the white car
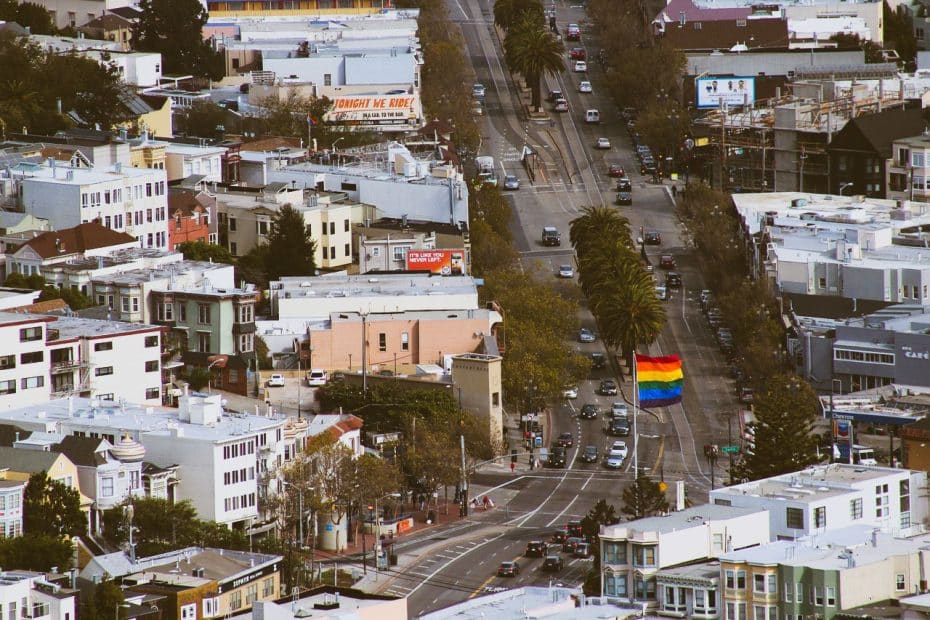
[574,60,587,72]
[605,448,626,469]
[655,285,668,301]
[558,264,574,278]
[611,440,629,460]
[578,80,592,93]
[267,374,286,387]
[611,402,629,418]
[306,369,328,386]
[562,386,579,399]
[596,137,611,149]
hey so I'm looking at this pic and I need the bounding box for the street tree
[569,206,632,261]
[738,375,821,480]
[266,204,317,282]
[131,0,223,80]
[304,434,356,552]
[177,240,234,264]
[493,0,544,32]
[621,473,669,519]
[23,471,84,537]
[0,534,73,571]
[401,427,461,511]
[634,101,690,165]
[503,17,564,111]
[580,499,620,595]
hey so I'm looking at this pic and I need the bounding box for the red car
[660,255,677,269]
[569,47,587,60]
[608,164,625,177]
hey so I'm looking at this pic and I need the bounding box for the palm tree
[570,206,632,260]
[504,17,564,111]
[494,0,544,32]
[594,267,666,372]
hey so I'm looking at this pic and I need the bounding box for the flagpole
[632,350,639,476]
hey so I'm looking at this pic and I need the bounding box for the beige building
[217,184,375,269]
[129,134,167,171]
[452,353,503,444]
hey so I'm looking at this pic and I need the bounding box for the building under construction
[692,64,925,192]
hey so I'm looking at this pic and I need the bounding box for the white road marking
[546,493,580,527]
[406,533,505,597]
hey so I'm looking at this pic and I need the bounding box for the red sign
[406,249,467,275]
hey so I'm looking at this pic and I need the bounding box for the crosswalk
[381,535,500,598]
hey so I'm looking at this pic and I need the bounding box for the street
[395,0,746,613]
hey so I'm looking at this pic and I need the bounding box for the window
[914,152,926,167]
[95,366,114,377]
[101,477,114,497]
[814,506,826,528]
[726,602,746,620]
[818,276,827,289]
[664,586,686,613]
[0,355,13,370]
[393,245,410,261]
[850,498,863,520]
[876,483,890,518]
[897,574,906,591]
[180,604,196,620]
[786,507,803,530]
[145,335,159,347]
[825,586,836,606]
[179,304,187,322]
[901,479,911,528]
[198,304,211,324]
[784,581,793,602]
[257,220,269,235]
[238,304,254,324]
[340,182,357,192]
[324,73,332,86]
[768,574,776,593]
[726,569,747,590]
[379,332,387,352]
[145,360,159,372]
[229,591,241,610]
[401,332,409,351]
[754,574,766,593]
[322,247,328,259]
[345,243,350,257]
[344,219,350,232]
[633,576,656,600]
[95,341,113,352]
[198,333,211,352]
[19,327,41,342]
[229,217,237,232]
[238,334,253,353]
[145,387,160,399]
[20,351,43,364]
[814,586,823,605]
[603,573,627,596]
[694,589,716,613]
[632,545,656,567]
[20,376,44,389]
[834,348,895,365]
[602,541,626,564]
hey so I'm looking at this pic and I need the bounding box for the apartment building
[599,504,770,606]
[0,571,76,620]
[165,144,227,184]
[356,218,470,274]
[0,161,170,250]
[167,189,212,250]
[0,393,285,526]
[4,222,137,278]
[888,132,930,203]
[83,547,282,619]
[709,464,927,540]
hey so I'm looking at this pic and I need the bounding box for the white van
[306,369,328,386]
[585,109,600,124]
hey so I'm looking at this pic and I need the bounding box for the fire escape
[47,328,93,398]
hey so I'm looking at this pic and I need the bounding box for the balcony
[51,359,83,373]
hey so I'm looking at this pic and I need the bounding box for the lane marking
[546,493,580,527]
[406,533,505,597]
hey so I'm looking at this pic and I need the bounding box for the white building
[0,311,164,410]
[0,393,286,526]
[1,161,170,250]
[75,49,162,87]
[5,222,138,277]
[261,42,420,89]
[0,571,76,620]
[165,143,227,184]
[419,587,640,620]
[598,504,771,604]
[0,480,25,539]
[709,463,928,540]
[269,272,481,320]
[732,193,930,304]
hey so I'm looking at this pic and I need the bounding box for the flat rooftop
[419,586,640,620]
[7,161,162,186]
[713,463,909,503]
[656,561,721,582]
[603,503,764,538]
[46,315,162,341]
[272,272,479,298]
[95,546,281,582]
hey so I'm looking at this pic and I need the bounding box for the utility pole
[719,100,727,191]
[727,414,734,485]
[799,146,807,193]
[460,434,468,517]
[361,312,368,393]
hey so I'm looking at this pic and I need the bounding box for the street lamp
[829,378,843,463]
[839,182,854,196]
[332,137,345,154]
[206,355,228,393]
[115,603,130,620]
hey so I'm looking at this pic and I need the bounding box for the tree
[237,243,271,290]
[266,204,317,282]
[580,499,620,595]
[503,17,564,110]
[884,0,917,68]
[23,471,84,537]
[183,100,228,139]
[5,272,93,310]
[0,534,73,571]
[569,206,632,260]
[493,0,544,32]
[737,375,821,481]
[177,240,234,264]
[621,473,669,519]
[131,0,223,80]
[830,33,884,63]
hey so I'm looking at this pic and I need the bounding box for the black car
[525,540,546,557]
[598,379,619,395]
[547,447,567,468]
[616,177,632,192]
[617,191,632,205]
[542,555,564,572]
[552,528,569,543]
[590,352,607,369]
[562,537,584,553]
[665,272,682,288]
[609,418,631,436]
[580,445,599,463]
[497,561,520,577]
[645,231,661,245]
[557,432,574,448]
[580,403,599,419]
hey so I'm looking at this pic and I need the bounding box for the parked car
[617,191,632,205]
[611,402,629,418]
[581,445,599,463]
[306,369,328,386]
[608,164,625,177]
[739,387,755,403]
[558,264,574,278]
[665,272,682,288]
[557,432,574,448]
[590,352,607,369]
[267,374,286,387]
[660,255,677,269]
[645,231,661,245]
[580,403,599,419]
[578,80,593,93]
[578,328,596,343]
[608,417,631,436]
[503,174,520,190]
[573,60,587,72]
[562,385,579,400]
[598,379,618,395]
[497,561,520,577]
[542,555,564,572]
[525,541,546,557]
[596,137,611,149]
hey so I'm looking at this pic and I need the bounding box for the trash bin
[426,510,436,524]
[389,554,398,566]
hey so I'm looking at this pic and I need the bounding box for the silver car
[558,264,574,278]
[578,328,596,343]
[503,174,520,190]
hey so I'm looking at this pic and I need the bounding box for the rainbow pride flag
[636,353,683,408]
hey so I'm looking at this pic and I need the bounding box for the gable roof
[12,222,135,259]
[829,107,928,156]
[106,6,143,19]
[54,436,108,467]
[168,188,206,217]
[79,13,133,30]
[0,446,64,474]
[7,298,69,314]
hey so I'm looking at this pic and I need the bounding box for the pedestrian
[672,185,677,198]
[510,461,516,473]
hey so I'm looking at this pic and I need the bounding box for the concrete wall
[451,354,503,445]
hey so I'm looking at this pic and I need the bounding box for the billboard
[696,76,755,108]
[406,249,467,275]
[323,94,423,128]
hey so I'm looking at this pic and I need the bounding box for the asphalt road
[397,0,746,614]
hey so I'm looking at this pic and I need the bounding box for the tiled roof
[168,188,206,217]
[8,299,70,314]
[11,222,135,259]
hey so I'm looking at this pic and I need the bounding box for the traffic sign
[720,445,740,454]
